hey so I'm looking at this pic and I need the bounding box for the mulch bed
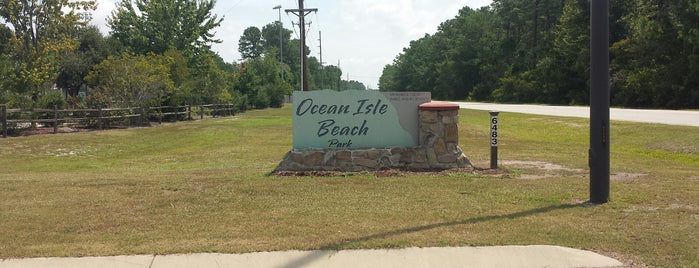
[271,167,508,177]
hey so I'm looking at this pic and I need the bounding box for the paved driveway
[455,102,699,127]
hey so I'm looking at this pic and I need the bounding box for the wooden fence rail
[1,104,236,138]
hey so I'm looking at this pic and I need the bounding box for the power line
[285,0,318,91]
[286,13,299,39]
[318,31,323,67]
[314,10,323,66]
[221,0,245,16]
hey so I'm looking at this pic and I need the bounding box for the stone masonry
[275,102,470,172]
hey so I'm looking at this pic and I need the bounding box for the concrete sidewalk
[0,246,624,268]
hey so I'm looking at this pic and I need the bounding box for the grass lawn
[1,106,697,267]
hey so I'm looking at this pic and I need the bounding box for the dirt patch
[649,141,697,154]
[18,127,88,136]
[611,173,646,180]
[528,118,586,128]
[501,160,584,172]
[519,174,554,180]
[623,204,698,213]
[668,204,699,210]
[273,161,650,182]
[270,167,504,177]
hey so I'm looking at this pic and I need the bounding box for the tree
[0,24,14,96]
[261,22,295,85]
[261,22,293,62]
[56,26,111,97]
[237,20,366,95]
[187,50,234,105]
[161,48,193,105]
[379,6,495,99]
[610,0,699,108]
[314,64,342,91]
[106,0,246,108]
[0,0,96,95]
[0,0,96,54]
[85,53,175,108]
[341,80,366,91]
[0,24,12,54]
[108,0,222,56]
[238,26,263,60]
[232,53,291,108]
[377,1,697,109]
[432,7,490,100]
[532,0,590,105]
[378,64,398,92]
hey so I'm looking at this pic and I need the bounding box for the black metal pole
[589,0,610,204]
[490,111,499,169]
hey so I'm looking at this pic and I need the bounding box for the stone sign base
[275,102,471,172]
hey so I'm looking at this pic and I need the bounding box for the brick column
[418,102,469,169]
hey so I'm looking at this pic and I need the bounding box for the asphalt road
[455,102,699,127]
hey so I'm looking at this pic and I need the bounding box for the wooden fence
[1,104,236,138]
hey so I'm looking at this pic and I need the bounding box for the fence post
[173,106,178,123]
[98,108,104,130]
[187,105,192,120]
[200,105,204,120]
[140,107,145,126]
[53,105,58,134]
[127,107,133,127]
[30,108,36,129]
[1,104,7,138]
[158,107,162,124]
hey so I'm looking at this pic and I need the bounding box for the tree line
[0,0,365,112]
[379,0,699,109]
[236,22,366,99]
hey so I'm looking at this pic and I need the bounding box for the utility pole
[286,0,317,91]
[318,31,324,68]
[273,5,283,80]
[589,0,610,204]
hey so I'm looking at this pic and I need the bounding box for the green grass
[1,106,698,267]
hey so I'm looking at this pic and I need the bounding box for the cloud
[90,0,118,33]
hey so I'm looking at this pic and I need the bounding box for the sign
[489,111,499,169]
[490,111,499,147]
[292,90,431,149]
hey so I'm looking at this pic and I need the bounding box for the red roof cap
[419,101,460,111]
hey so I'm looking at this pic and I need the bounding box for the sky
[91,0,494,89]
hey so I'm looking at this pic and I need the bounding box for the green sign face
[292,90,431,149]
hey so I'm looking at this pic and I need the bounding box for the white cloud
[90,0,118,33]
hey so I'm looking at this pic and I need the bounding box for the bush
[266,83,290,108]
[232,91,248,112]
[36,90,66,109]
[251,86,270,109]
[3,93,33,110]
